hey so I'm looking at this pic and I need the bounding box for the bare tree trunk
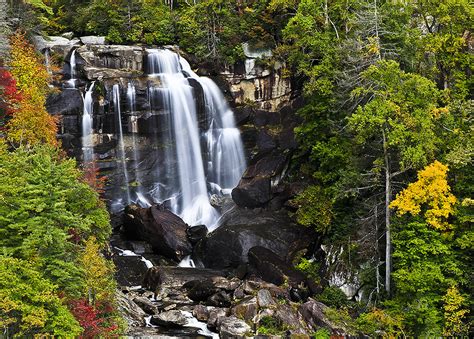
[324,0,329,26]
[382,130,391,296]
[375,204,380,298]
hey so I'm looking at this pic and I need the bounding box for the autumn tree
[7,31,57,146]
[0,256,82,337]
[388,161,468,336]
[348,60,446,295]
[0,67,21,128]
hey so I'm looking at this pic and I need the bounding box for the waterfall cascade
[82,81,95,164]
[67,49,77,88]
[113,84,132,204]
[82,49,245,230]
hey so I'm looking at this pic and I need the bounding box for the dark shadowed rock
[142,266,225,292]
[257,129,277,153]
[46,88,83,116]
[193,208,315,269]
[123,204,192,261]
[184,279,218,302]
[186,225,208,244]
[113,255,149,287]
[207,291,232,307]
[232,154,290,208]
[248,246,308,288]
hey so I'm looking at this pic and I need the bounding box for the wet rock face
[76,44,145,76]
[123,204,192,261]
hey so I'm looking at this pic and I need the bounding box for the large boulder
[232,153,290,208]
[218,316,252,338]
[150,310,189,327]
[123,204,192,261]
[248,246,310,291]
[298,299,347,335]
[193,208,315,269]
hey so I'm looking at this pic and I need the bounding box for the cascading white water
[147,49,219,227]
[127,82,142,197]
[68,49,77,88]
[82,81,95,164]
[200,78,247,194]
[113,84,131,204]
[179,58,247,194]
[107,49,245,229]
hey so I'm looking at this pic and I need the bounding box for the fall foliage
[6,31,57,146]
[390,161,456,231]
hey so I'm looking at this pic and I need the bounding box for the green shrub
[318,286,349,308]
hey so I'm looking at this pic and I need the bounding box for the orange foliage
[7,31,57,146]
[82,161,107,194]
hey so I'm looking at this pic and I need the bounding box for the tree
[7,31,57,146]
[390,160,456,231]
[0,67,21,128]
[349,60,445,295]
[0,144,111,296]
[0,256,82,337]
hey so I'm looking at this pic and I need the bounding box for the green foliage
[0,256,82,336]
[355,308,404,338]
[318,286,349,309]
[0,144,110,296]
[256,316,287,335]
[387,220,463,336]
[349,60,444,170]
[313,328,330,339]
[295,257,320,283]
[292,185,332,233]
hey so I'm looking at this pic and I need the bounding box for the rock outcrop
[193,207,316,269]
[123,204,192,261]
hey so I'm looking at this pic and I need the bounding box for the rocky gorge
[38,34,347,337]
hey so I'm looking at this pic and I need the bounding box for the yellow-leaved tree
[7,31,57,146]
[390,160,456,230]
[79,236,116,305]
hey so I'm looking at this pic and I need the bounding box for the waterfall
[67,49,77,88]
[82,81,95,164]
[179,58,247,194]
[147,49,219,228]
[113,84,131,204]
[127,81,144,203]
[200,78,246,194]
[104,49,245,229]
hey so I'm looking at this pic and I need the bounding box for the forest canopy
[2,0,473,336]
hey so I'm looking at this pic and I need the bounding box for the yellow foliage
[390,161,456,230]
[443,285,469,336]
[79,237,116,305]
[7,31,57,147]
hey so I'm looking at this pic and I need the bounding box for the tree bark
[382,130,391,296]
